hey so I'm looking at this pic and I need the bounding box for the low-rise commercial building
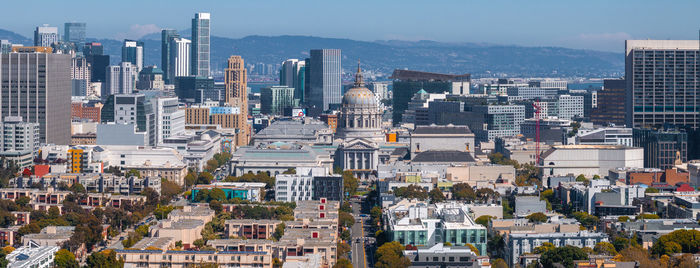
[404,243,481,268]
[230,143,334,176]
[506,231,608,266]
[541,145,643,178]
[192,182,266,202]
[7,245,59,268]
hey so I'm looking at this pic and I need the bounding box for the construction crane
[532,102,541,164]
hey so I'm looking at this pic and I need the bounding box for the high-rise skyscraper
[64,22,86,46]
[71,57,91,96]
[122,40,144,72]
[225,56,250,146]
[169,38,191,79]
[191,12,211,77]
[625,40,700,129]
[280,59,299,87]
[161,29,179,84]
[0,52,72,144]
[34,25,59,47]
[308,49,342,111]
[104,62,137,98]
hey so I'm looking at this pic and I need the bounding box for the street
[351,198,373,268]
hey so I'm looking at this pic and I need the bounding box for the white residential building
[7,245,59,268]
[1,116,39,154]
[506,231,608,267]
[275,174,314,202]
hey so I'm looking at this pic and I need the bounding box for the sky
[3,0,700,52]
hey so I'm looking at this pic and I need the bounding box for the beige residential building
[122,162,187,186]
[116,249,272,268]
[225,219,281,239]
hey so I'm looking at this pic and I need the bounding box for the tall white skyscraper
[191,12,211,77]
[169,37,191,79]
[34,25,59,47]
[104,62,136,98]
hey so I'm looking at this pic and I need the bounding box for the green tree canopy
[54,249,79,268]
[451,183,476,201]
[475,215,494,227]
[342,171,359,197]
[593,241,617,256]
[526,212,548,223]
[651,229,700,256]
[428,188,445,203]
[540,245,588,268]
[375,241,410,268]
[394,184,428,200]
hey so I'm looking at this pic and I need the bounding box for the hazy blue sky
[4,0,700,52]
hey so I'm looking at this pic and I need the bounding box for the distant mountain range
[0,28,624,78]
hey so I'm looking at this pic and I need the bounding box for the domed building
[336,63,383,142]
[336,62,383,180]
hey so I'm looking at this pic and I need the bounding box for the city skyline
[1,0,699,52]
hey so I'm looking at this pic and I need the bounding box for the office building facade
[104,62,136,98]
[633,128,688,170]
[391,70,470,124]
[122,40,144,72]
[625,40,700,129]
[34,25,59,47]
[261,86,295,115]
[308,49,342,111]
[161,29,179,84]
[70,57,91,96]
[592,79,626,126]
[101,94,156,146]
[153,97,185,146]
[191,12,211,77]
[64,22,86,46]
[0,116,39,154]
[0,53,71,145]
[224,56,250,146]
[169,38,190,79]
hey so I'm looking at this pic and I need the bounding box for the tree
[272,223,285,241]
[451,183,476,201]
[370,206,382,227]
[475,215,493,227]
[394,185,428,200]
[491,258,508,268]
[534,242,555,254]
[141,187,160,206]
[645,187,660,193]
[526,212,548,223]
[125,169,141,178]
[69,183,86,194]
[209,200,223,214]
[283,168,296,174]
[375,241,411,268]
[487,233,505,258]
[160,180,182,203]
[15,196,30,208]
[428,188,445,203]
[197,172,214,185]
[476,188,499,203]
[209,188,227,202]
[333,258,353,268]
[185,172,197,187]
[337,241,351,258]
[54,249,79,268]
[593,242,617,256]
[466,243,480,255]
[175,241,183,248]
[636,213,660,220]
[154,205,175,220]
[193,239,206,249]
[342,171,359,197]
[618,216,630,222]
[339,212,355,228]
[571,212,599,230]
[651,229,700,256]
[86,250,124,268]
[540,245,588,268]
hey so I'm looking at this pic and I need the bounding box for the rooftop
[412,150,475,163]
[413,125,473,135]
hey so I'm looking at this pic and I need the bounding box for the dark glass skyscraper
[122,40,144,72]
[64,22,86,46]
[191,13,210,77]
[308,49,341,111]
[161,29,179,84]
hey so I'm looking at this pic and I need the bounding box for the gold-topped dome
[342,60,377,107]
